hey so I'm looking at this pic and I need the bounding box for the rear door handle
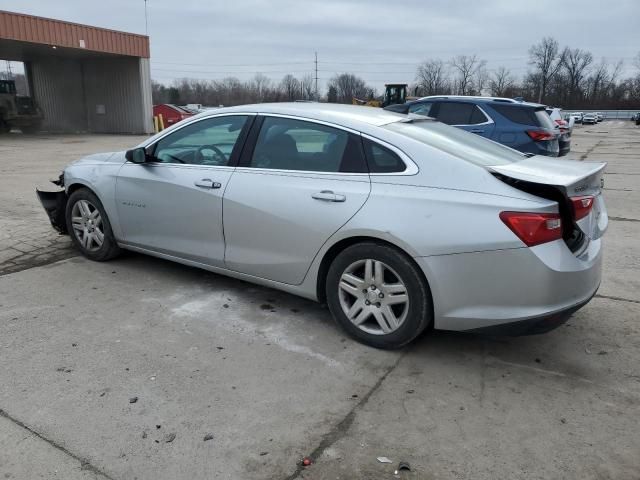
[470,129,484,134]
[312,190,346,202]
[194,179,222,189]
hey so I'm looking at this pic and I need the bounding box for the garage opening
[0,10,153,134]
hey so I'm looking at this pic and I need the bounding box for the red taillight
[571,195,594,220]
[500,211,563,247]
[554,119,569,133]
[526,130,556,141]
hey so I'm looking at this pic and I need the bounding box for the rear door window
[247,117,367,173]
[433,102,475,125]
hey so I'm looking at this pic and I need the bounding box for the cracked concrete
[1,122,639,479]
[0,409,113,480]
[0,133,148,276]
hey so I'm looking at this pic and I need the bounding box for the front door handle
[470,129,484,134]
[312,190,346,202]
[194,179,222,189]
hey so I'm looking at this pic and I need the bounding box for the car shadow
[107,251,598,381]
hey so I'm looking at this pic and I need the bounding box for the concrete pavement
[1,122,639,479]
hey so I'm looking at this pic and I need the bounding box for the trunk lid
[488,156,608,246]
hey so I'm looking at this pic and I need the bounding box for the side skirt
[117,242,319,302]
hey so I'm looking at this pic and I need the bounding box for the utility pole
[314,52,318,101]
[6,61,12,79]
[144,0,149,36]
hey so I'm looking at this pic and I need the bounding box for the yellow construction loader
[352,83,410,108]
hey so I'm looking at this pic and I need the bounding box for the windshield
[384,120,526,166]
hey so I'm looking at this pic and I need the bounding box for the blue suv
[384,96,560,157]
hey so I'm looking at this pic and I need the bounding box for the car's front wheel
[65,188,121,261]
[326,242,432,349]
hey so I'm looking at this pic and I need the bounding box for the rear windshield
[384,120,525,166]
[492,104,555,129]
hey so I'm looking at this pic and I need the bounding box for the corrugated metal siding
[83,57,152,134]
[0,10,149,57]
[31,57,87,132]
[138,58,154,133]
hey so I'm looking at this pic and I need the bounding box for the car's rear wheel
[66,188,121,261]
[326,242,432,349]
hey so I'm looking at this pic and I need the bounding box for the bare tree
[300,74,315,100]
[327,85,338,103]
[280,74,301,101]
[528,37,565,102]
[250,73,272,102]
[327,73,372,103]
[561,48,593,102]
[473,65,489,95]
[415,59,449,96]
[451,54,485,95]
[489,67,515,97]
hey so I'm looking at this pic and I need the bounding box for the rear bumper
[416,238,602,333]
[36,189,68,233]
[464,290,596,336]
[558,138,571,156]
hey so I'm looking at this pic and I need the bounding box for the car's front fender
[63,162,126,241]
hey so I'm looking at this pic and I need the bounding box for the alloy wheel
[71,199,104,252]
[338,258,409,335]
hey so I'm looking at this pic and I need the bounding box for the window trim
[139,112,419,176]
[236,113,369,176]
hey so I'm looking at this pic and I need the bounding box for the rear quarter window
[363,138,406,173]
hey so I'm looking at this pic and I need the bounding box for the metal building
[0,10,153,134]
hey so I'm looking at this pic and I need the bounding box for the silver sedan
[37,103,607,348]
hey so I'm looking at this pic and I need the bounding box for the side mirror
[125,147,148,164]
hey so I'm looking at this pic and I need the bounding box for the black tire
[0,118,10,133]
[326,242,432,349]
[65,188,121,261]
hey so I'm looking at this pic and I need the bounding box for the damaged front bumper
[36,187,68,234]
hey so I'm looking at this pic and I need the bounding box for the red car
[152,104,194,127]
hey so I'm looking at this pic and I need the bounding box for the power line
[152,60,312,67]
[151,67,314,74]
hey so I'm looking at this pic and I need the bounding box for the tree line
[413,38,640,109]
[152,39,640,109]
[151,71,377,106]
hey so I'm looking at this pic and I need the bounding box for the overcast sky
[2,0,639,91]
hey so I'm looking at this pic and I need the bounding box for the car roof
[192,102,407,130]
[405,97,544,109]
[419,95,518,103]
